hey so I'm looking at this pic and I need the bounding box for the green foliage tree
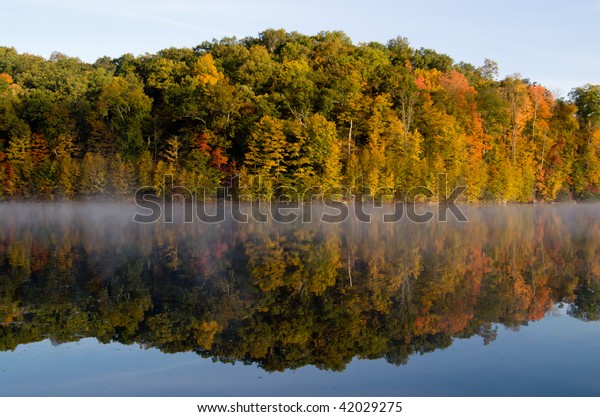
[97,75,152,159]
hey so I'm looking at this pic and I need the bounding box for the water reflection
[1,203,599,372]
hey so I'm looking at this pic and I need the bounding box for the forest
[1,29,600,201]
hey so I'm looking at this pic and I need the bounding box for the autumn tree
[569,85,600,198]
[244,115,289,199]
[289,113,341,195]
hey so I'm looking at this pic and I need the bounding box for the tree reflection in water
[1,203,599,372]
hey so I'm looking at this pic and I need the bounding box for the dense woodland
[1,29,600,201]
[1,205,599,369]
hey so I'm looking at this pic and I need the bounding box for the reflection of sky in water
[2,203,600,396]
[2,305,599,396]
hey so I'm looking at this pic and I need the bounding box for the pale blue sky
[2,0,599,96]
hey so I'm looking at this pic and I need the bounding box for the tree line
[1,29,600,201]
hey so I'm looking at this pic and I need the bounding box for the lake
[1,202,599,396]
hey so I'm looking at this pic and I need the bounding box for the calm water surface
[1,203,599,396]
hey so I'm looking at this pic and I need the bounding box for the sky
[2,0,599,96]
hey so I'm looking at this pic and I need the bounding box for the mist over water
[1,202,600,395]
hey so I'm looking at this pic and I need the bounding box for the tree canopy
[1,30,600,201]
